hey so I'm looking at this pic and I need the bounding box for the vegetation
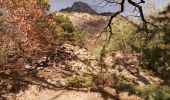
[50,14,91,45]
[106,17,139,51]
[114,82,170,100]
[38,0,51,11]
[99,3,170,84]
[52,14,74,33]
[65,75,93,87]
[139,4,170,83]
[0,0,170,99]
[112,73,170,100]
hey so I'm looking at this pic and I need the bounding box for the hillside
[52,12,141,55]
[54,12,108,34]
[1,1,170,100]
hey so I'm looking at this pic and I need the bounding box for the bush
[112,73,170,99]
[114,82,170,100]
[38,0,51,11]
[139,4,170,83]
[51,14,91,46]
[65,75,93,87]
[52,14,74,33]
[51,14,75,45]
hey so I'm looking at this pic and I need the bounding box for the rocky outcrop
[60,1,98,14]
[24,44,162,86]
[1,44,163,99]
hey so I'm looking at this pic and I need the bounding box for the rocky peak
[60,1,98,14]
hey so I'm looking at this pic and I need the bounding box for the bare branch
[96,0,125,44]
[96,0,150,47]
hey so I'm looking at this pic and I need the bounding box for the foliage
[0,0,54,52]
[108,17,136,51]
[65,75,93,87]
[114,82,170,100]
[139,4,170,83]
[38,0,51,11]
[0,0,50,11]
[112,73,170,100]
[0,1,53,98]
[95,16,141,52]
[51,14,91,46]
[107,8,170,96]
[51,14,74,33]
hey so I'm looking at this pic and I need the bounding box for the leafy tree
[38,0,51,11]
[52,14,74,33]
[138,4,170,83]
[0,0,54,52]
[50,14,89,46]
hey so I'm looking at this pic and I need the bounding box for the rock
[36,67,41,71]
[25,65,32,69]
[47,79,51,83]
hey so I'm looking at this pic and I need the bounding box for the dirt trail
[15,85,141,100]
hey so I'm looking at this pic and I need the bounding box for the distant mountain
[60,1,98,15]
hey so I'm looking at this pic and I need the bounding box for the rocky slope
[1,44,163,100]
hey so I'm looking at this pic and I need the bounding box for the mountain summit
[60,1,98,14]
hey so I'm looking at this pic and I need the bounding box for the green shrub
[65,75,93,87]
[114,81,170,100]
[136,85,170,100]
[50,14,90,45]
[108,18,135,51]
[52,14,74,33]
[138,4,170,83]
[112,73,170,99]
[38,0,51,11]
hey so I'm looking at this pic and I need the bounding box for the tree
[97,0,148,44]
[38,0,51,11]
[0,1,54,97]
[141,4,170,83]
[0,0,54,53]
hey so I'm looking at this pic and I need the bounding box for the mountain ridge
[60,1,98,14]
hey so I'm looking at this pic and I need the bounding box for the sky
[49,0,117,13]
[49,0,169,13]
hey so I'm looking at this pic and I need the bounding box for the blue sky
[49,0,111,12]
[49,0,169,13]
